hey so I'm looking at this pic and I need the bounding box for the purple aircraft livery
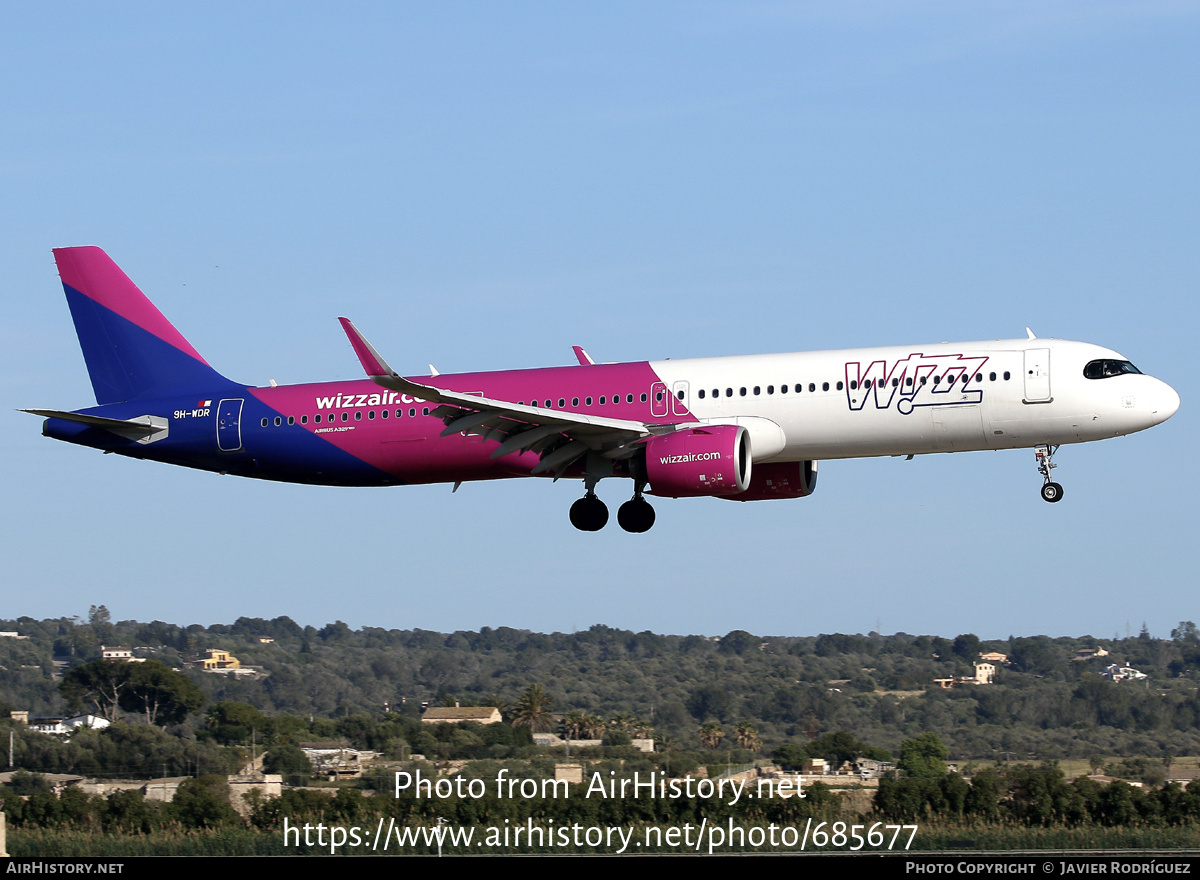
[26,247,1179,532]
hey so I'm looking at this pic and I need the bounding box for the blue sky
[3,2,1196,641]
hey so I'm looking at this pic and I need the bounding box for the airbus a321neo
[26,247,1179,532]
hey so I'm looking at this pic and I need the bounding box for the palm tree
[609,712,653,739]
[562,710,589,740]
[698,721,725,750]
[511,683,555,732]
[735,721,762,753]
[581,713,605,740]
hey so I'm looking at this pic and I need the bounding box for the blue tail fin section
[54,247,241,404]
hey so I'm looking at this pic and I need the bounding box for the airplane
[26,247,1179,533]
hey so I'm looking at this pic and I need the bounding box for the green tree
[168,776,240,829]
[773,743,808,771]
[808,731,867,767]
[119,660,204,725]
[206,701,270,744]
[899,732,948,779]
[59,659,132,721]
[1172,621,1199,643]
[264,743,312,784]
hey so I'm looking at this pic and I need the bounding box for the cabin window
[836,381,843,390]
[905,377,913,387]
[677,390,685,400]
[354,412,362,421]
[261,418,268,427]
[850,380,858,390]
[599,396,605,405]
[288,416,295,425]
[585,397,592,406]
[628,394,635,403]
[780,384,787,394]
[767,385,774,394]
[301,415,308,424]
[381,410,388,419]
[739,387,747,397]
[698,389,705,399]
[989,372,996,381]
[367,411,375,420]
[274,417,282,426]
[822,382,829,391]
[753,386,760,395]
[409,408,416,417]
[422,407,429,416]
[1003,372,1011,381]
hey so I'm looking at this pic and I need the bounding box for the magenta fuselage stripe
[54,247,210,365]
[246,360,685,480]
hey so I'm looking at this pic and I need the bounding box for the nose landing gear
[1035,444,1064,503]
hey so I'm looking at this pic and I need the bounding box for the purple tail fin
[54,247,238,404]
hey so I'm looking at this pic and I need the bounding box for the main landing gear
[1035,444,1064,503]
[569,492,609,531]
[569,481,656,533]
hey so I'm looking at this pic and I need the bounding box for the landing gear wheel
[1040,482,1064,503]
[569,494,609,531]
[617,497,656,533]
[1034,445,1063,504]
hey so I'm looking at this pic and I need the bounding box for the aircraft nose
[1148,379,1180,425]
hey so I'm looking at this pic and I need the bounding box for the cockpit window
[1083,359,1142,379]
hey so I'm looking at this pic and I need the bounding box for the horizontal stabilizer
[21,409,168,443]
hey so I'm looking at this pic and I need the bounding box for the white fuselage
[650,338,1178,462]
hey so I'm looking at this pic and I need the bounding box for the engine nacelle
[721,460,818,501]
[644,425,751,498]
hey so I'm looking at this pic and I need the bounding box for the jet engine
[721,460,818,501]
[644,424,751,497]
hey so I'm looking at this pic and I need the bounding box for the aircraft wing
[338,319,663,475]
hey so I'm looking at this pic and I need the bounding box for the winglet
[338,318,450,401]
[338,317,398,380]
[572,345,595,366]
[1026,327,1037,339]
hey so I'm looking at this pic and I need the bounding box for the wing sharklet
[338,318,652,434]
